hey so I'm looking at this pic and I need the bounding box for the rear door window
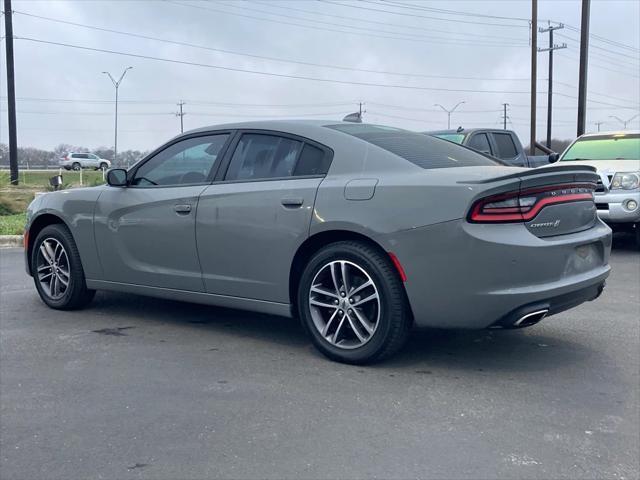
[225,134,303,181]
[327,124,499,169]
[467,133,492,155]
[492,133,518,159]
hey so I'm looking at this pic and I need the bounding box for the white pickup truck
[557,130,639,247]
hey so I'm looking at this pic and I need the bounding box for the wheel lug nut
[334,299,339,305]
[339,310,343,315]
[349,298,354,303]
[340,292,346,297]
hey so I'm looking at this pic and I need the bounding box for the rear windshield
[433,133,465,144]
[561,134,640,161]
[327,124,499,169]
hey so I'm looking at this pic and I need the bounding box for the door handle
[281,197,304,208]
[174,204,192,214]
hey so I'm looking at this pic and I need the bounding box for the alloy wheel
[36,238,71,300]
[308,260,380,349]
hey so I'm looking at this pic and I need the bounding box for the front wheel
[99,162,108,170]
[297,241,411,364]
[31,224,95,310]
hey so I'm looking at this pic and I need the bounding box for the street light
[102,66,133,165]
[434,101,466,129]
[609,114,639,130]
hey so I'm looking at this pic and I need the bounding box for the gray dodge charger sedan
[25,120,612,363]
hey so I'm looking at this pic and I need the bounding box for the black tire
[99,162,108,170]
[297,241,411,364]
[31,224,95,310]
[72,162,81,171]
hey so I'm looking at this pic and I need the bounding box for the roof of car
[578,130,640,138]
[186,119,353,135]
[425,128,517,136]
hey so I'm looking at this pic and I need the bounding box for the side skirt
[85,279,293,318]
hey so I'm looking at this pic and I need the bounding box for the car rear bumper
[379,218,612,329]
[595,190,640,223]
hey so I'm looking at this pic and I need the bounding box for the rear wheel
[72,162,81,171]
[98,162,108,170]
[297,241,411,364]
[31,224,95,310]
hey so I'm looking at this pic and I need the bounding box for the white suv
[59,152,111,171]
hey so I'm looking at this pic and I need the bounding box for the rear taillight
[468,183,595,223]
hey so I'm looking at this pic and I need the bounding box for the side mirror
[106,168,128,187]
[548,153,560,163]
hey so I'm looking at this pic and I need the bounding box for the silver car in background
[557,131,639,247]
[25,121,611,363]
[59,152,111,171]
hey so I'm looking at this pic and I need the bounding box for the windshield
[327,124,499,169]
[561,134,640,161]
[433,133,465,144]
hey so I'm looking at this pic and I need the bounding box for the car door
[466,133,493,156]
[87,154,99,168]
[93,133,231,291]
[196,131,333,303]
[490,132,527,166]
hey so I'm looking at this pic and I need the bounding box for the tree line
[0,144,149,168]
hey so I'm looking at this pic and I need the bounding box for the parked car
[556,130,639,247]
[25,121,611,364]
[59,152,111,171]
[426,128,557,167]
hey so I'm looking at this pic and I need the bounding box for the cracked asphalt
[1,235,638,479]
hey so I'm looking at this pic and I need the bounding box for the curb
[0,235,23,248]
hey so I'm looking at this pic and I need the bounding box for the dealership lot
[1,237,638,480]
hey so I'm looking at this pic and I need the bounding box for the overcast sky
[1,0,639,152]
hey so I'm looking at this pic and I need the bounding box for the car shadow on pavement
[88,290,598,374]
[612,231,639,252]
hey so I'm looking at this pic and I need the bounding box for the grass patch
[0,213,26,235]
[0,169,105,188]
[0,169,106,223]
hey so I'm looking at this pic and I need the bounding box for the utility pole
[4,0,18,185]
[434,101,465,129]
[176,101,186,133]
[102,66,133,165]
[538,22,567,148]
[577,0,590,136]
[529,0,538,156]
[609,114,639,130]
[594,120,604,132]
[502,103,509,130]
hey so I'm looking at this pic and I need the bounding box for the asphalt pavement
[1,235,638,480]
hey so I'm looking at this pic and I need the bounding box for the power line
[249,0,526,42]
[1,96,355,107]
[169,1,527,47]
[564,24,639,54]
[371,0,532,22]
[556,32,640,62]
[13,10,531,82]
[319,0,528,28]
[14,36,537,95]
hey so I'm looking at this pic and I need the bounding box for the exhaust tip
[514,309,549,328]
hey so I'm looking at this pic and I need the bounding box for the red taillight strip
[469,183,595,223]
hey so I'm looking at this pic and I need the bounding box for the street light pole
[102,67,133,165]
[434,101,465,129]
